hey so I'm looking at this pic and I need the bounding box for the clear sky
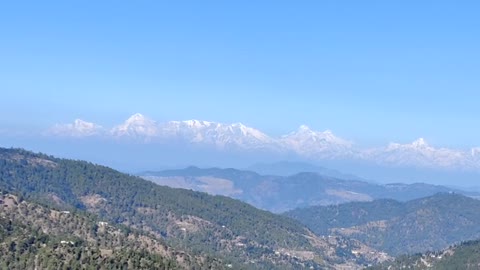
[1,1,479,148]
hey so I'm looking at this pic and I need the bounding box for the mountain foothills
[285,193,480,256]
[367,239,480,270]
[141,167,479,213]
[0,192,216,269]
[0,147,391,269]
[45,113,480,172]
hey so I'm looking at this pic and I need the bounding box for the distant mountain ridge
[140,166,480,213]
[247,161,366,180]
[45,113,480,172]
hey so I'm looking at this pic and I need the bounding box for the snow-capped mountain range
[48,119,104,137]
[46,113,480,171]
[280,125,354,159]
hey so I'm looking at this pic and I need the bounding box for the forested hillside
[0,148,387,269]
[368,239,480,270]
[286,193,480,256]
[0,192,218,269]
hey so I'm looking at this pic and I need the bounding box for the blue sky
[1,1,480,148]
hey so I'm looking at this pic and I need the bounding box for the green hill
[0,191,218,269]
[368,239,480,270]
[286,193,480,256]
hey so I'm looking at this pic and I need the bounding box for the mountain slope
[0,192,217,269]
[286,193,480,256]
[0,147,387,269]
[368,239,480,270]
